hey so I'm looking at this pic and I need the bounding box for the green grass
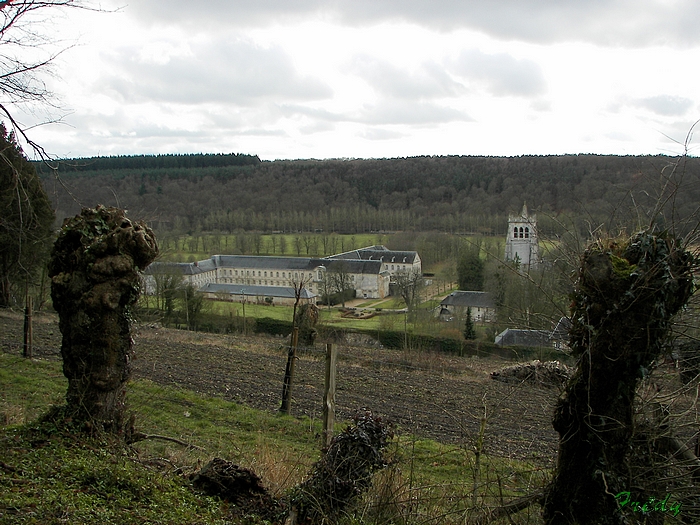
[158,233,386,262]
[0,351,548,524]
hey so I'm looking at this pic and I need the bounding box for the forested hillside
[37,153,700,237]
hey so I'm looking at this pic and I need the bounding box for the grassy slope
[0,352,548,525]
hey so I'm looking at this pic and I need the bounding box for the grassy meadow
[0,349,549,525]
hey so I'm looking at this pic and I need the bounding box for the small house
[438,291,495,322]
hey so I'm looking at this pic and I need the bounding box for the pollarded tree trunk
[543,232,693,525]
[49,206,158,434]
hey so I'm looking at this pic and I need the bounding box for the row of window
[220,278,297,287]
[383,264,408,271]
[513,227,531,239]
[220,269,315,279]
[228,279,317,294]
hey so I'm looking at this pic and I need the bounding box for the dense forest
[37,153,700,238]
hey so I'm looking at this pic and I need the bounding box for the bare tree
[393,269,423,313]
[289,271,313,327]
[327,261,352,307]
[280,270,313,414]
[0,1,93,157]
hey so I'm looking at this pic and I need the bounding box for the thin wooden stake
[322,343,337,447]
[280,327,299,415]
[23,295,32,359]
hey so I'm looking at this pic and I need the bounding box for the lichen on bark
[48,205,158,433]
[543,231,693,525]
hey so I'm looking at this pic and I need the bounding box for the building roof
[327,245,419,265]
[321,258,383,274]
[144,261,205,276]
[200,283,316,299]
[440,291,494,309]
[213,255,318,271]
[146,252,388,276]
[494,328,551,347]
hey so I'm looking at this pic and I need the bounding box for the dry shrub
[291,410,393,523]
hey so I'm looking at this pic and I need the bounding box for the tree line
[37,153,700,239]
[39,152,261,172]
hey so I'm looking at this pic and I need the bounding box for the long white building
[144,245,421,305]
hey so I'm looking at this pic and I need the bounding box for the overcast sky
[17,0,700,160]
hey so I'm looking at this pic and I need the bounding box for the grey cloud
[634,95,694,117]
[453,50,546,97]
[98,40,332,106]
[282,100,472,125]
[350,56,464,99]
[124,1,700,47]
[360,128,406,141]
[239,128,288,137]
[359,100,471,125]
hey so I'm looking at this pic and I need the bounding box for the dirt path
[1,310,561,466]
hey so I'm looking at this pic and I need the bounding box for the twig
[128,432,204,451]
[470,490,545,525]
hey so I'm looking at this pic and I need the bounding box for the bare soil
[1,309,561,466]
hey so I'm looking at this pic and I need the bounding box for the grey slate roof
[146,253,387,276]
[328,245,419,264]
[495,329,551,347]
[200,283,316,299]
[144,261,206,276]
[321,258,383,274]
[440,291,494,309]
[213,255,318,271]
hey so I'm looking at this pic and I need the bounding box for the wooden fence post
[23,295,33,358]
[322,343,337,447]
[280,327,299,415]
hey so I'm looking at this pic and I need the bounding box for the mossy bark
[49,206,158,433]
[543,232,693,525]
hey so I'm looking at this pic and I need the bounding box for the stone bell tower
[505,203,538,269]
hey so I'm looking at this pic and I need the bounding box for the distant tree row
[37,152,261,173]
[37,154,700,239]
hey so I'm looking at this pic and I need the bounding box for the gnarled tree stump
[543,232,693,525]
[49,206,158,433]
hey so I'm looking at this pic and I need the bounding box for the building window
[264,271,267,277]
[391,265,394,270]
[524,227,530,238]
[282,272,286,278]
[519,227,524,238]
[276,272,279,277]
[514,227,518,238]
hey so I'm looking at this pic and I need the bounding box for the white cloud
[122,0,700,47]
[349,56,464,99]
[96,39,332,106]
[16,0,700,160]
[452,50,546,97]
[282,100,471,126]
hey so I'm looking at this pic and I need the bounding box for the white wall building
[143,245,419,302]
